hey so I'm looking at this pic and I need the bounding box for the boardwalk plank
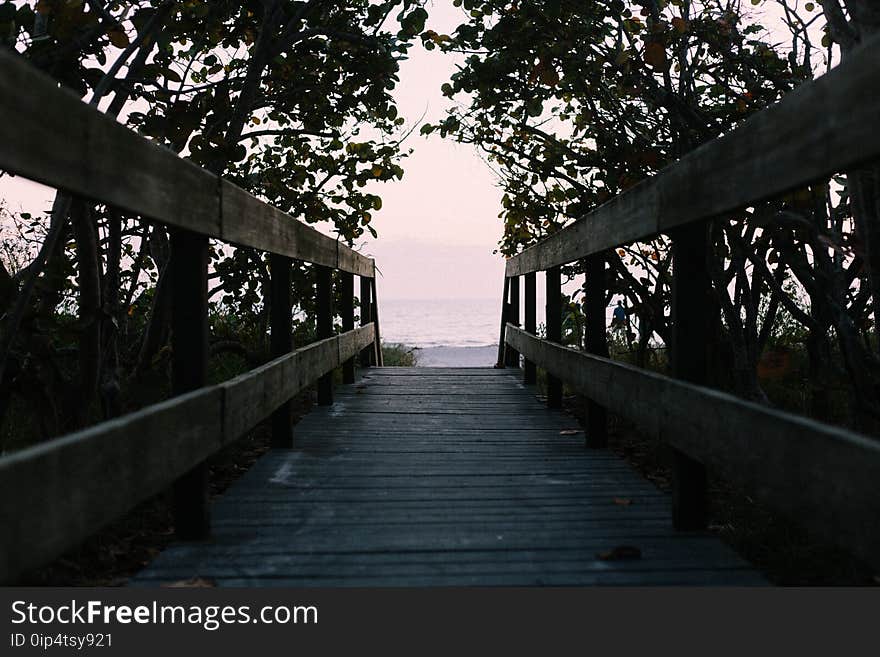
[133,367,762,586]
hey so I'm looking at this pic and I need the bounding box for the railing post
[270,253,294,448]
[523,272,537,384]
[584,253,609,448]
[670,223,710,530]
[340,271,355,384]
[545,266,563,409]
[496,276,510,367]
[359,275,373,367]
[316,265,334,405]
[370,277,384,366]
[170,228,210,540]
[505,275,520,368]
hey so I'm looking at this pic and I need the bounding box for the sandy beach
[413,345,498,368]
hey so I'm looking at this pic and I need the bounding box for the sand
[413,345,498,368]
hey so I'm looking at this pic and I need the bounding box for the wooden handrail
[0,49,373,277]
[499,35,880,571]
[505,34,880,277]
[505,325,880,571]
[0,325,375,582]
[0,51,384,580]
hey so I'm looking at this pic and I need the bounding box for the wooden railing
[0,50,382,582]
[498,35,880,572]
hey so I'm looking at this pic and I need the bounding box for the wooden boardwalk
[5,48,880,586]
[133,368,762,586]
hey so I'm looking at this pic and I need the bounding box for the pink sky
[0,2,506,302]
[358,2,506,300]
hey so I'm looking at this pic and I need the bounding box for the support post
[270,254,294,448]
[340,271,355,384]
[505,275,520,367]
[170,229,210,540]
[584,253,608,448]
[545,266,563,409]
[523,272,537,384]
[670,223,711,530]
[359,276,373,367]
[496,276,510,367]
[316,265,333,405]
[370,277,384,366]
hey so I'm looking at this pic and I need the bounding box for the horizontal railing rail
[506,34,880,277]
[499,35,880,573]
[0,326,374,582]
[0,49,372,277]
[0,51,383,583]
[506,325,880,571]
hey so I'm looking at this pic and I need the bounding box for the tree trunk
[849,166,880,352]
[805,327,833,422]
[101,210,122,417]
[71,200,103,427]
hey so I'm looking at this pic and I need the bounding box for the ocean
[377,298,502,367]
[379,298,501,348]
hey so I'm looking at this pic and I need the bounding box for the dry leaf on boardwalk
[597,546,642,561]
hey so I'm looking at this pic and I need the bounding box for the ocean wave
[411,343,497,350]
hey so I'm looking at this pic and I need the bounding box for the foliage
[381,342,417,366]
[425,0,797,254]
[428,0,880,428]
[0,0,426,445]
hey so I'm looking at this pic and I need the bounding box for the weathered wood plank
[370,278,384,366]
[133,367,760,586]
[496,276,510,366]
[339,324,375,363]
[223,326,374,440]
[359,368,514,375]
[221,183,373,276]
[316,265,334,406]
[505,326,880,570]
[505,276,520,367]
[523,272,537,384]
[506,35,880,275]
[0,324,377,582]
[208,507,671,523]
[0,50,374,275]
[332,400,544,412]
[0,49,218,234]
[355,377,524,385]
[213,495,669,511]
[508,182,657,276]
[584,252,608,449]
[359,276,374,367]
[213,487,663,504]
[136,563,759,588]
[141,570,762,587]
[137,569,764,587]
[545,266,563,408]
[169,229,211,540]
[269,254,294,448]
[0,388,223,583]
[294,417,571,430]
[340,272,356,384]
[669,223,711,529]
[338,244,375,279]
[133,538,738,567]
